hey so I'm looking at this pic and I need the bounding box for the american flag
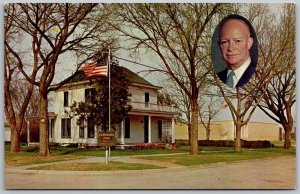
[220,104,228,109]
[80,62,108,77]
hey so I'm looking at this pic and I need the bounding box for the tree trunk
[235,123,242,152]
[206,129,210,141]
[282,107,293,149]
[10,127,21,153]
[189,99,199,155]
[188,124,191,146]
[8,116,24,153]
[283,125,292,149]
[206,123,211,140]
[39,93,50,156]
[5,78,23,153]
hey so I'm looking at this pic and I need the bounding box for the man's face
[219,19,253,70]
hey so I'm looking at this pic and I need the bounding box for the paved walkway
[4,155,296,189]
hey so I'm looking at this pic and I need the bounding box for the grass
[18,145,185,157]
[29,162,165,171]
[5,143,296,169]
[271,140,296,147]
[4,144,186,167]
[5,146,89,167]
[199,146,235,152]
[136,147,296,166]
[5,155,87,167]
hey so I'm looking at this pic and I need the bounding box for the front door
[158,120,163,140]
[144,116,149,143]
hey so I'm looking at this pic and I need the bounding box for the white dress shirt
[226,57,251,88]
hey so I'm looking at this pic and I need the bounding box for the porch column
[84,120,87,138]
[48,119,52,141]
[120,119,125,144]
[171,117,175,143]
[148,115,152,143]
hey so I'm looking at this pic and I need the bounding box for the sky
[2,1,297,127]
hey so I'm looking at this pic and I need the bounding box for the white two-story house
[50,65,176,146]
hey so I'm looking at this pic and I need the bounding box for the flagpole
[108,48,111,133]
[108,48,111,162]
[105,49,112,164]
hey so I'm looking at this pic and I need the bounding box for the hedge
[175,139,274,148]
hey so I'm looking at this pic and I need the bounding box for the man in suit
[217,15,256,88]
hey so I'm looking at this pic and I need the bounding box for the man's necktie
[226,71,235,88]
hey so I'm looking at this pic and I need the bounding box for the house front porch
[117,112,175,145]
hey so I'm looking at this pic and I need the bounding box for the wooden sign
[98,132,116,147]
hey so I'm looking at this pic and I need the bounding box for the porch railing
[128,101,175,113]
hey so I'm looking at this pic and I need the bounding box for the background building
[175,120,281,141]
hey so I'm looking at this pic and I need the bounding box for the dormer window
[145,92,149,103]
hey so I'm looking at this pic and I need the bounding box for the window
[145,92,149,103]
[48,119,55,139]
[64,92,69,107]
[61,118,71,138]
[145,92,150,107]
[87,117,95,138]
[158,120,162,139]
[78,118,84,138]
[85,88,96,103]
[125,118,130,138]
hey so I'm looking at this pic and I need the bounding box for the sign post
[99,132,116,164]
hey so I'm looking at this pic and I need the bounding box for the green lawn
[5,143,296,168]
[136,147,296,166]
[29,162,165,171]
[5,146,89,167]
[271,140,296,147]
[4,144,186,167]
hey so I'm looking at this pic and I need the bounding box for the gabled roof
[56,65,158,89]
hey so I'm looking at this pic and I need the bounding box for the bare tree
[162,78,192,145]
[113,3,235,155]
[4,8,35,152]
[9,80,40,116]
[199,93,223,141]
[5,3,115,155]
[213,81,270,152]
[252,4,295,149]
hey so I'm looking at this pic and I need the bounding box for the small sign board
[98,132,117,147]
